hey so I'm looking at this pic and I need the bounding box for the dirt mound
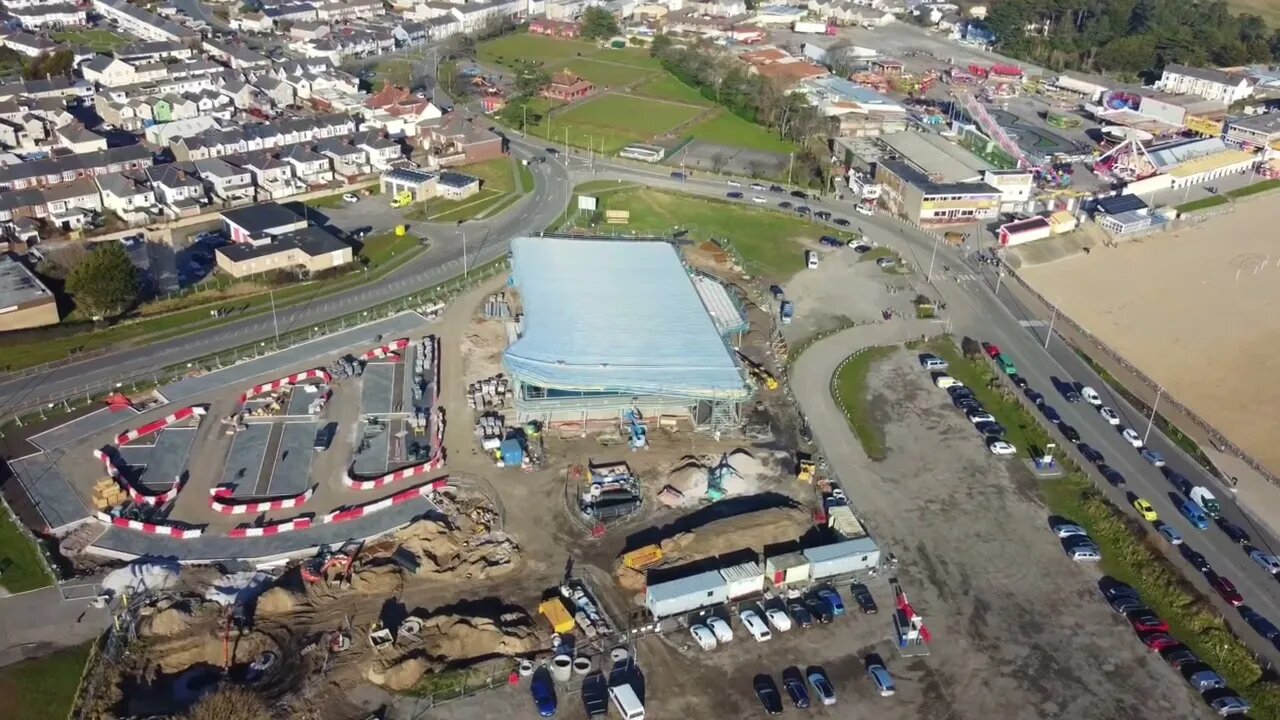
[366,611,536,691]
[154,630,279,675]
[146,606,192,637]
[256,587,300,615]
[390,521,520,580]
[348,564,405,595]
[373,657,428,691]
[664,449,782,501]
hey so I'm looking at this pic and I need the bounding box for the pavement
[0,586,109,668]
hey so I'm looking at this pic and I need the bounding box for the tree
[514,67,551,97]
[580,7,620,41]
[961,337,983,360]
[65,242,141,320]
[649,33,672,58]
[23,49,74,81]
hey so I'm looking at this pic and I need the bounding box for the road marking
[1018,320,1047,328]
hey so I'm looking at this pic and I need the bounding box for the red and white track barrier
[360,338,409,361]
[343,458,444,491]
[115,405,207,445]
[95,512,204,538]
[228,517,313,538]
[93,448,183,506]
[207,486,315,515]
[323,479,449,524]
[239,368,331,404]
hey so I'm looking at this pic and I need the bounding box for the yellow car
[1132,498,1158,522]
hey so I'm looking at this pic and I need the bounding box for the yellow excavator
[736,351,778,390]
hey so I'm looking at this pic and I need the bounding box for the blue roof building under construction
[502,236,750,430]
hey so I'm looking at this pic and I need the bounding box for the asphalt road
[5,142,1280,662]
[0,139,569,418]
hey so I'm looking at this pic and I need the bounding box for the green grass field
[370,58,414,90]
[0,642,92,720]
[0,509,53,593]
[562,58,658,88]
[1227,178,1280,198]
[563,186,820,276]
[535,95,704,152]
[687,111,796,154]
[630,75,712,106]
[408,157,523,222]
[1176,195,1229,214]
[833,346,898,460]
[478,34,599,69]
[51,28,127,53]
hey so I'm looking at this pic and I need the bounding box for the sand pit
[1019,200,1280,475]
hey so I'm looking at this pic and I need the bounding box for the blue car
[817,588,845,617]
[1179,500,1210,530]
[531,668,557,717]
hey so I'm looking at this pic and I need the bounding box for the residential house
[313,0,385,21]
[91,0,200,43]
[256,76,296,109]
[81,55,141,88]
[204,40,272,71]
[419,114,504,167]
[42,177,101,231]
[530,19,581,37]
[316,137,368,177]
[0,144,153,191]
[232,12,275,33]
[290,21,330,41]
[56,124,108,153]
[10,4,88,30]
[215,225,353,278]
[542,71,594,101]
[161,93,200,122]
[353,130,401,170]
[450,0,524,34]
[0,77,91,102]
[1156,64,1254,105]
[145,163,207,217]
[393,21,429,46]
[95,170,156,222]
[281,143,334,186]
[262,3,318,23]
[0,32,56,57]
[191,158,255,204]
[0,188,47,226]
[117,41,195,63]
[229,151,302,199]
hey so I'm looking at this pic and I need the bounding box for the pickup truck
[1190,486,1222,518]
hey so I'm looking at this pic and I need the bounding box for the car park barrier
[322,478,450,524]
[342,458,445,490]
[228,517,313,538]
[239,368,332,404]
[95,512,204,539]
[208,486,315,515]
[93,448,183,506]
[359,338,410,361]
[115,405,207,445]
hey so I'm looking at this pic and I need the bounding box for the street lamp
[1143,385,1163,445]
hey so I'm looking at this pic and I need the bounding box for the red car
[1209,573,1244,606]
[1127,609,1169,634]
[1140,632,1180,652]
[982,342,1001,358]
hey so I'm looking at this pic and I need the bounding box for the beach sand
[1020,200,1280,475]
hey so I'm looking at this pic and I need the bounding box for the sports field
[51,28,127,53]
[631,75,713,105]
[478,34,604,69]
[562,57,657,88]
[687,112,796,154]
[533,94,706,152]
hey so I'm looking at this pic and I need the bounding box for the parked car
[753,675,784,715]
[976,421,1007,438]
[1218,519,1251,545]
[1140,632,1181,652]
[833,217,851,226]
[967,409,996,424]
[750,183,766,191]
[855,204,874,215]
[1207,694,1251,716]
[706,616,733,643]
[1099,406,1121,425]
[1010,374,1029,389]
[726,191,743,199]
[726,179,742,187]
[819,235,843,247]
[1079,444,1105,464]
[782,669,810,709]
[1081,386,1102,405]
[815,210,832,220]
[867,663,896,696]
[851,583,878,614]
[1240,606,1280,640]
[787,601,814,629]
[342,192,359,203]
[1122,428,1144,448]
[1161,646,1200,669]
[1132,498,1158,522]
[791,190,808,198]
[770,184,785,193]
[1128,608,1169,634]
[1141,448,1166,467]
[988,439,1017,456]
[876,256,897,268]
[1068,543,1102,562]
[1052,523,1088,538]
[1249,550,1280,575]
[1104,586,1144,615]
[817,588,845,616]
[808,669,837,705]
[982,342,1001,358]
[1180,545,1212,572]
[1041,405,1062,423]
[806,598,833,623]
[690,624,717,651]
[1158,524,1184,545]
[765,608,793,632]
[1100,465,1126,487]
[1208,572,1244,606]
[740,610,773,641]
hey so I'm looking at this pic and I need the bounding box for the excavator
[736,351,778,390]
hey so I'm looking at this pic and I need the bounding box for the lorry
[794,20,836,35]
[390,190,413,208]
[1190,487,1222,518]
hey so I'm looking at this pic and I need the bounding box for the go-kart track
[3,311,454,564]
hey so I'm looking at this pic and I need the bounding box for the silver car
[867,664,896,697]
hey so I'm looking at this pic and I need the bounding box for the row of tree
[984,0,1280,77]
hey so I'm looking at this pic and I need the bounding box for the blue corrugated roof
[503,237,749,399]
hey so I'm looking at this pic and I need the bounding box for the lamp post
[1044,299,1058,350]
[1143,385,1163,445]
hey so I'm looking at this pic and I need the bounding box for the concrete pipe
[572,657,593,676]
[518,660,535,677]
[550,654,573,683]
[610,647,630,664]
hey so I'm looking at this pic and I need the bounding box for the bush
[181,686,270,720]
[960,336,982,360]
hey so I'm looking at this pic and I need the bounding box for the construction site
[0,230,911,720]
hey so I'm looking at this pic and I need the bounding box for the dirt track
[1019,201,1280,477]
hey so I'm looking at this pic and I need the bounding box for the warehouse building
[503,236,750,432]
[1123,137,1257,196]
[0,253,57,330]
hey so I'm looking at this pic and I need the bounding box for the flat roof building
[879,131,991,183]
[215,225,353,278]
[874,159,1001,225]
[1226,112,1280,149]
[0,253,57,331]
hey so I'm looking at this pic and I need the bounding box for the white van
[609,683,646,720]
[934,375,963,390]
[921,357,948,371]
[806,250,819,269]
[1080,386,1102,406]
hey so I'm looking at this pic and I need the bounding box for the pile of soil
[664,449,782,501]
[256,587,301,616]
[390,521,520,581]
[366,612,536,691]
[152,629,279,675]
[146,606,192,637]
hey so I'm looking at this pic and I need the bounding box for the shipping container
[719,561,766,599]
[764,551,812,587]
[827,505,868,539]
[793,20,829,34]
[645,569,729,618]
[997,216,1052,247]
[804,537,881,579]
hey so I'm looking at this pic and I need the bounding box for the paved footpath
[788,319,939,489]
[0,586,108,668]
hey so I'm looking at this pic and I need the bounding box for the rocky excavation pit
[366,607,539,692]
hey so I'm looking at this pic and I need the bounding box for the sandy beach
[1020,199,1280,476]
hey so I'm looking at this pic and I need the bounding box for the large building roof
[503,237,748,400]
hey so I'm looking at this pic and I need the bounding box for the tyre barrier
[115,405,208,446]
[321,478,450,524]
[95,512,204,538]
[342,458,445,491]
[359,337,410,361]
[228,517,313,538]
[208,486,315,515]
[93,448,183,506]
[239,368,331,404]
